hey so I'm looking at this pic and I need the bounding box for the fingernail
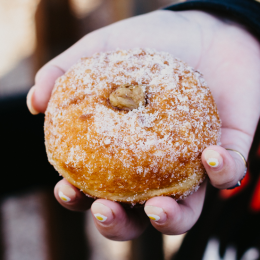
[204,150,223,169]
[26,86,39,115]
[92,203,113,224]
[144,205,167,224]
[58,185,76,202]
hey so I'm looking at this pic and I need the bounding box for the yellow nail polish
[94,213,108,222]
[92,203,113,224]
[204,150,223,169]
[148,214,160,221]
[58,191,71,202]
[144,205,166,223]
[207,158,219,167]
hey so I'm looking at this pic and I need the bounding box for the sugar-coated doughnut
[44,48,221,204]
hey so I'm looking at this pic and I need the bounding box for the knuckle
[224,171,236,184]
[35,67,45,82]
[210,169,236,188]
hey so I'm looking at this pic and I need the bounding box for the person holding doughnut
[27,0,260,252]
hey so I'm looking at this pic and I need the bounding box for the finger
[27,30,107,114]
[27,65,65,114]
[91,200,149,241]
[202,145,247,189]
[54,179,94,211]
[144,181,207,235]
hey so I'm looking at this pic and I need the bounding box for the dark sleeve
[164,0,260,39]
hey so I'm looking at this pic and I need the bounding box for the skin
[27,10,260,240]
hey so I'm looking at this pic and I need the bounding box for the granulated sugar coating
[44,48,221,204]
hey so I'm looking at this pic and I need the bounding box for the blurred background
[0,0,186,259]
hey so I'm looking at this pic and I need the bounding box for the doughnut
[44,48,221,204]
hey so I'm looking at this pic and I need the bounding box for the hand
[27,10,260,240]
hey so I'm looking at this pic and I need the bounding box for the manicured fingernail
[92,203,113,224]
[144,206,167,223]
[58,185,76,202]
[26,86,39,115]
[204,150,223,169]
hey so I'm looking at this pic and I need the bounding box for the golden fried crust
[44,48,221,204]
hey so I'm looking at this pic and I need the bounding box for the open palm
[27,10,260,239]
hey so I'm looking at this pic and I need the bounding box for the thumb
[27,65,64,114]
[27,30,106,114]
